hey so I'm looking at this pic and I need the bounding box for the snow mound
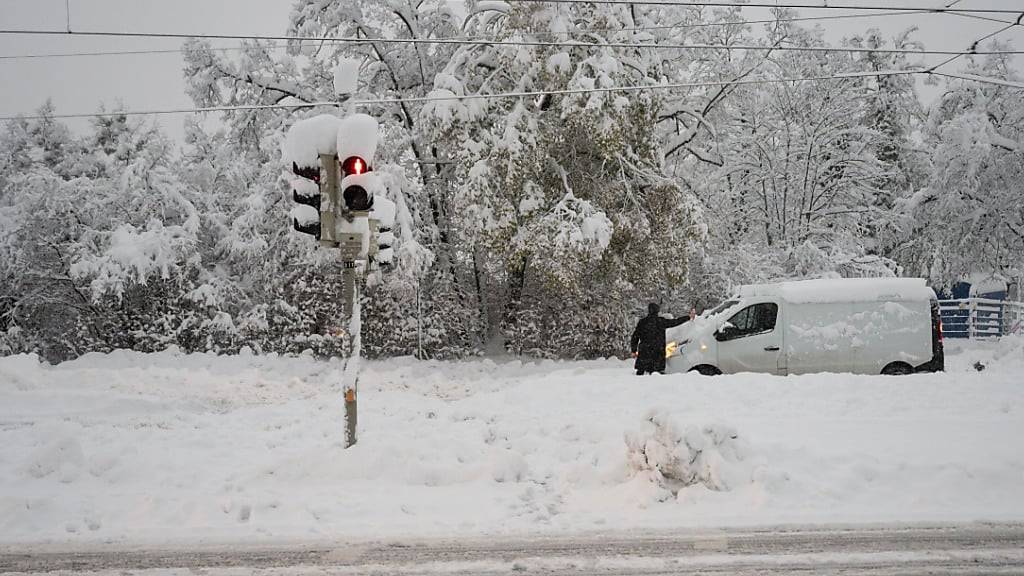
[0,353,43,391]
[336,114,379,165]
[625,411,752,496]
[283,114,342,169]
[947,334,1024,373]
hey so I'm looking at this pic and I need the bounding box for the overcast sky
[1,0,1021,141]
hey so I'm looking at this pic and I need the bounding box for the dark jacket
[630,312,690,373]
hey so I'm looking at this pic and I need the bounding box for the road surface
[3,523,1023,574]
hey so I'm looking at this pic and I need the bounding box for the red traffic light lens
[341,156,368,176]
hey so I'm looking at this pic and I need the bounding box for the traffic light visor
[292,161,320,183]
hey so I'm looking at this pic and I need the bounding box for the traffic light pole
[289,113,384,450]
[320,152,363,448]
[342,281,360,448]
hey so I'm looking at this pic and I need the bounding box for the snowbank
[0,344,1022,546]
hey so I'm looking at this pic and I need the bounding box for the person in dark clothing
[630,302,693,375]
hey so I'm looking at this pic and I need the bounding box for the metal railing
[938,298,1024,339]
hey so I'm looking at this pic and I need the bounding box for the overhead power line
[0,29,1021,57]
[927,14,1022,74]
[0,68,951,122]
[933,70,1024,89]
[0,9,929,61]
[500,0,1024,15]
[0,47,205,60]
[4,65,1020,123]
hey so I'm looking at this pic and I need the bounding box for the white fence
[938,298,1024,339]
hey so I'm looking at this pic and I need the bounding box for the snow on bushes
[625,411,752,497]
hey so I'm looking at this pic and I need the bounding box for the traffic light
[284,114,346,241]
[337,114,379,216]
[290,161,321,238]
[369,196,396,268]
[340,155,373,213]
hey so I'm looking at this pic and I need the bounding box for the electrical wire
[932,70,1024,89]
[0,9,955,61]
[1,28,1021,56]
[0,68,939,121]
[0,47,216,60]
[0,2,1019,121]
[927,13,1024,74]
[0,7,974,60]
[498,0,1024,14]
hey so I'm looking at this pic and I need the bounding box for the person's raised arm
[662,315,690,329]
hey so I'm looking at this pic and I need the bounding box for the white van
[666,278,944,376]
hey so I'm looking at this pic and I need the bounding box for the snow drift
[0,345,1022,546]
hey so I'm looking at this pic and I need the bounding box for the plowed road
[3,523,1023,574]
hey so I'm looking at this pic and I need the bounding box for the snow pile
[996,334,1024,361]
[945,334,1024,373]
[283,114,342,169]
[336,114,378,165]
[626,412,751,498]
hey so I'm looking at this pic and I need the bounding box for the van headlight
[665,339,690,359]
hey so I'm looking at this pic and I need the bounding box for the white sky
[1,0,1021,141]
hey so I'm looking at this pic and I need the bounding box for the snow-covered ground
[1,339,1023,546]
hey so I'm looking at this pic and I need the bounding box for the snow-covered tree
[903,48,1024,285]
[420,1,706,355]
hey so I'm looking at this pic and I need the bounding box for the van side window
[722,303,778,340]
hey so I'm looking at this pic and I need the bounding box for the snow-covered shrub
[625,411,751,495]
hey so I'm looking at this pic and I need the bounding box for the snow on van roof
[737,278,935,303]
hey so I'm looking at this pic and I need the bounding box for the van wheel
[881,362,914,376]
[689,365,722,376]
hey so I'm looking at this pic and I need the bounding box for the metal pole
[968,299,976,340]
[416,288,423,360]
[343,281,360,447]
[319,153,339,247]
